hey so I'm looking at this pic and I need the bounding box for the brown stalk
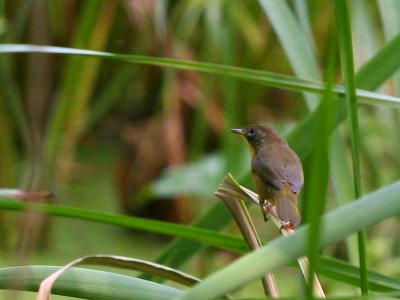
[215,179,279,298]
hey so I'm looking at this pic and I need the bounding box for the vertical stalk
[334,0,368,294]
[304,38,336,298]
[215,179,279,298]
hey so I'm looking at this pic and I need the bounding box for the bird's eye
[248,128,256,136]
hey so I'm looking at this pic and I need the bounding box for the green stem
[335,0,369,294]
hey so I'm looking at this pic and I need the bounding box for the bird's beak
[230,128,245,135]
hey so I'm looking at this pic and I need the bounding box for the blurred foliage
[0,0,400,299]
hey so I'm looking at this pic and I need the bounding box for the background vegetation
[0,0,400,299]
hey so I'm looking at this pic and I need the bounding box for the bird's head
[231,124,283,153]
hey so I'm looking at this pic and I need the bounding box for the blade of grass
[0,44,399,107]
[37,254,200,300]
[258,0,320,109]
[335,0,368,294]
[355,32,400,91]
[221,5,242,177]
[350,0,385,191]
[293,0,315,52]
[378,0,400,177]
[83,65,134,132]
[378,0,400,91]
[0,266,183,300]
[232,4,266,54]
[45,1,117,176]
[0,58,28,145]
[329,131,358,265]
[180,179,400,299]
[187,2,222,160]
[302,40,337,298]
[351,0,380,68]
[317,256,400,293]
[1,0,32,41]
[0,199,247,253]
[0,99,19,186]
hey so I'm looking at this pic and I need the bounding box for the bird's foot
[262,201,278,221]
[280,221,296,231]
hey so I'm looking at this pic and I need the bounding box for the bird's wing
[285,162,303,193]
[252,146,303,193]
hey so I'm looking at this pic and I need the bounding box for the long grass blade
[317,256,400,293]
[37,254,200,300]
[0,199,247,253]
[378,0,400,177]
[45,1,117,174]
[0,44,399,107]
[303,41,337,298]
[355,32,400,90]
[0,266,183,300]
[258,0,320,108]
[335,0,368,294]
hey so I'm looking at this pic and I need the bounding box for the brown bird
[231,124,303,229]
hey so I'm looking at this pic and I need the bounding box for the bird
[231,124,303,229]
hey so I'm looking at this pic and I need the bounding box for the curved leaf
[37,255,199,300]
[0,266,183,300]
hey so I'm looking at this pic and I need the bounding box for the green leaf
[318,257,400,293]
[335,0,368,293]
[258,0,320,108]
[45,1,116,167]
[302,44,337,296]
[355,32,400,91]
[0,58,27,144]
[40,254,200,289]
[180,180,400,299]
[0,266,183,300]
[150,154,225,198]
[0,199,247,254]
[0,44,399,107]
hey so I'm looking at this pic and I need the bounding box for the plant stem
[215,181,279,298]
[335,0,369,295]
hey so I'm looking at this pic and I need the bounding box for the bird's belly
[252,174,275,205]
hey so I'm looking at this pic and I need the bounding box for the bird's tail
[274,184,301,227]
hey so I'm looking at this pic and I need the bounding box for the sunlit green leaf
[0,266,183,300]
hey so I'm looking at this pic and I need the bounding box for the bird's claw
[280,221,296,231]
[262,201,277,221]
